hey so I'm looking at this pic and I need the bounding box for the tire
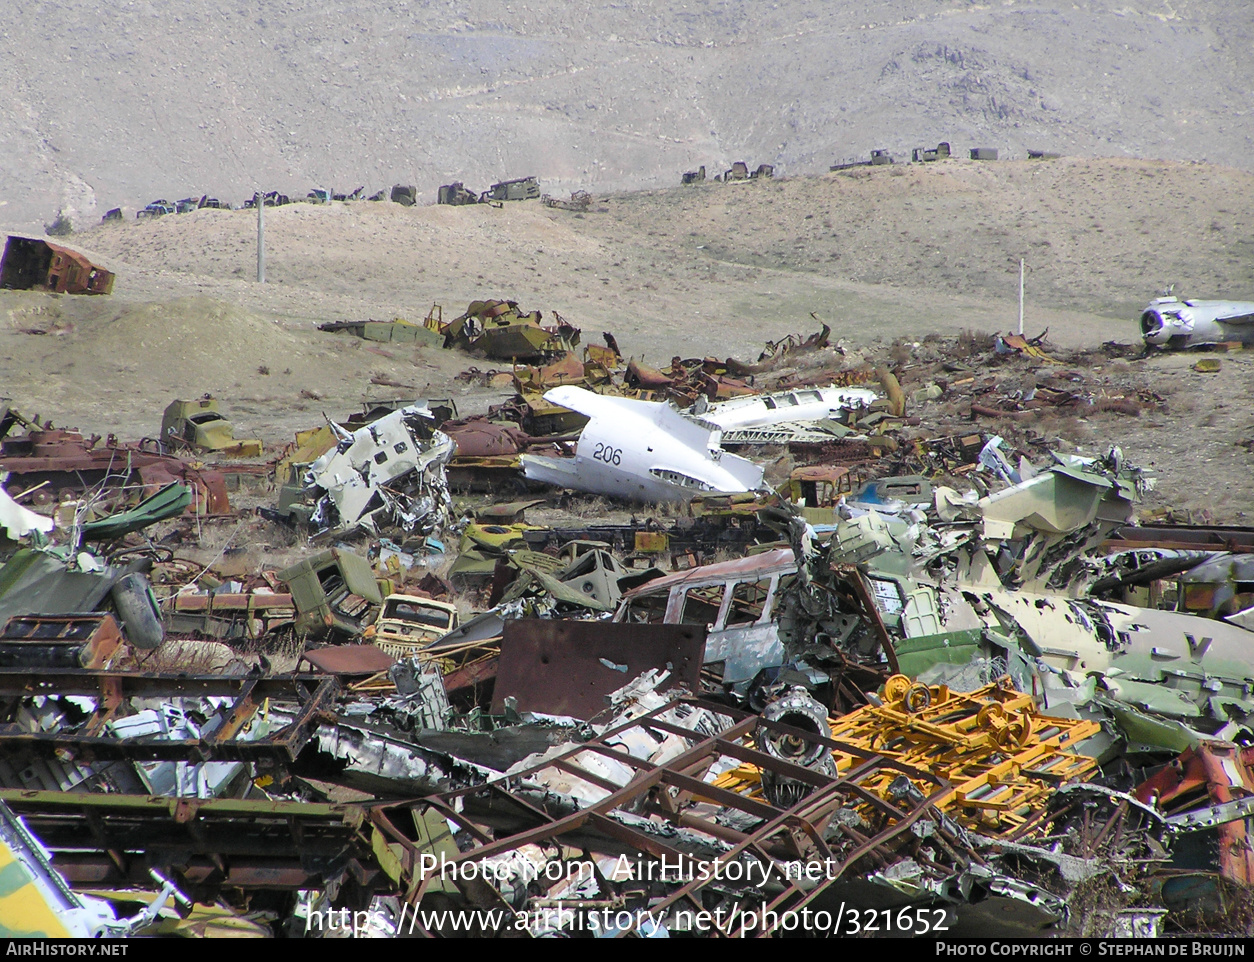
[111,573,165,650]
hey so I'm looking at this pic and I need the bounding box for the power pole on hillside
[257,190,266,284]
[1017,258,1024,336]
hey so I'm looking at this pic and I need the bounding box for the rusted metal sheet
[171,592,293,612]
[1104,523,1254,553]
[490,620,706,718]
[512,352,586,392]
[301,644,396,677]
[441,416,530,457]
[624,357,675,389]
[1,236,114,295]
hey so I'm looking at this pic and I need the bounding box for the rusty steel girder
[0,790,379,899]
[0,670,339,763]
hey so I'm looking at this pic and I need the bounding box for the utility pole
[257,190,266,284]
[1017,258,1024,336]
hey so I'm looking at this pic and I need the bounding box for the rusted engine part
[440,416,573,494]
[1,236,114,295]
[440,416,563,458]
[0,426,229,515]
[623,357,756,407]
[716,676,1100,839]
[366,697,987,936]
[511,347,624,394]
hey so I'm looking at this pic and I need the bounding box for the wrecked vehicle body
[441,299,580,361]
[278,548,385,640]
[0,236,114,295]
[773,449,1254,748]
[615,548,795,689]
[520,386,765,503]
[0,420,229,515]
[302,404,454,536]
[366,594,460,660]
[160,397,262,457]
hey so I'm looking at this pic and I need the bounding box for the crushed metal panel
[304,403,454,536]
[490,620,706,718]
[301,644,396,676]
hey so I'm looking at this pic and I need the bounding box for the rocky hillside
[2,0,1251,232]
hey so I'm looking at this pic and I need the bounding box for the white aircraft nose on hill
[1140,295,1254,348]
[520,386,765,503]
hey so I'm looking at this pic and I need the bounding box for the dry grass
[1034,412,1092,442]
[956,328,997,357]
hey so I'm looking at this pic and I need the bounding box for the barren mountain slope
[2,0,1251,232]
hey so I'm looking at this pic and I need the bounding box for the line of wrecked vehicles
[6,331,1254,938]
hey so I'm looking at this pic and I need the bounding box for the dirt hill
[4,157,1254,520]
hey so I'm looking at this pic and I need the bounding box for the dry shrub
[1066,873,1138,937]
[956,328,997,357]
[1165,878,1254,936]
[566,495,613,520]
[1034,413,1091,442]
[1089,398,1143,416]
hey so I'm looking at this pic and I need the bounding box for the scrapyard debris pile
[5,324,1254,938]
